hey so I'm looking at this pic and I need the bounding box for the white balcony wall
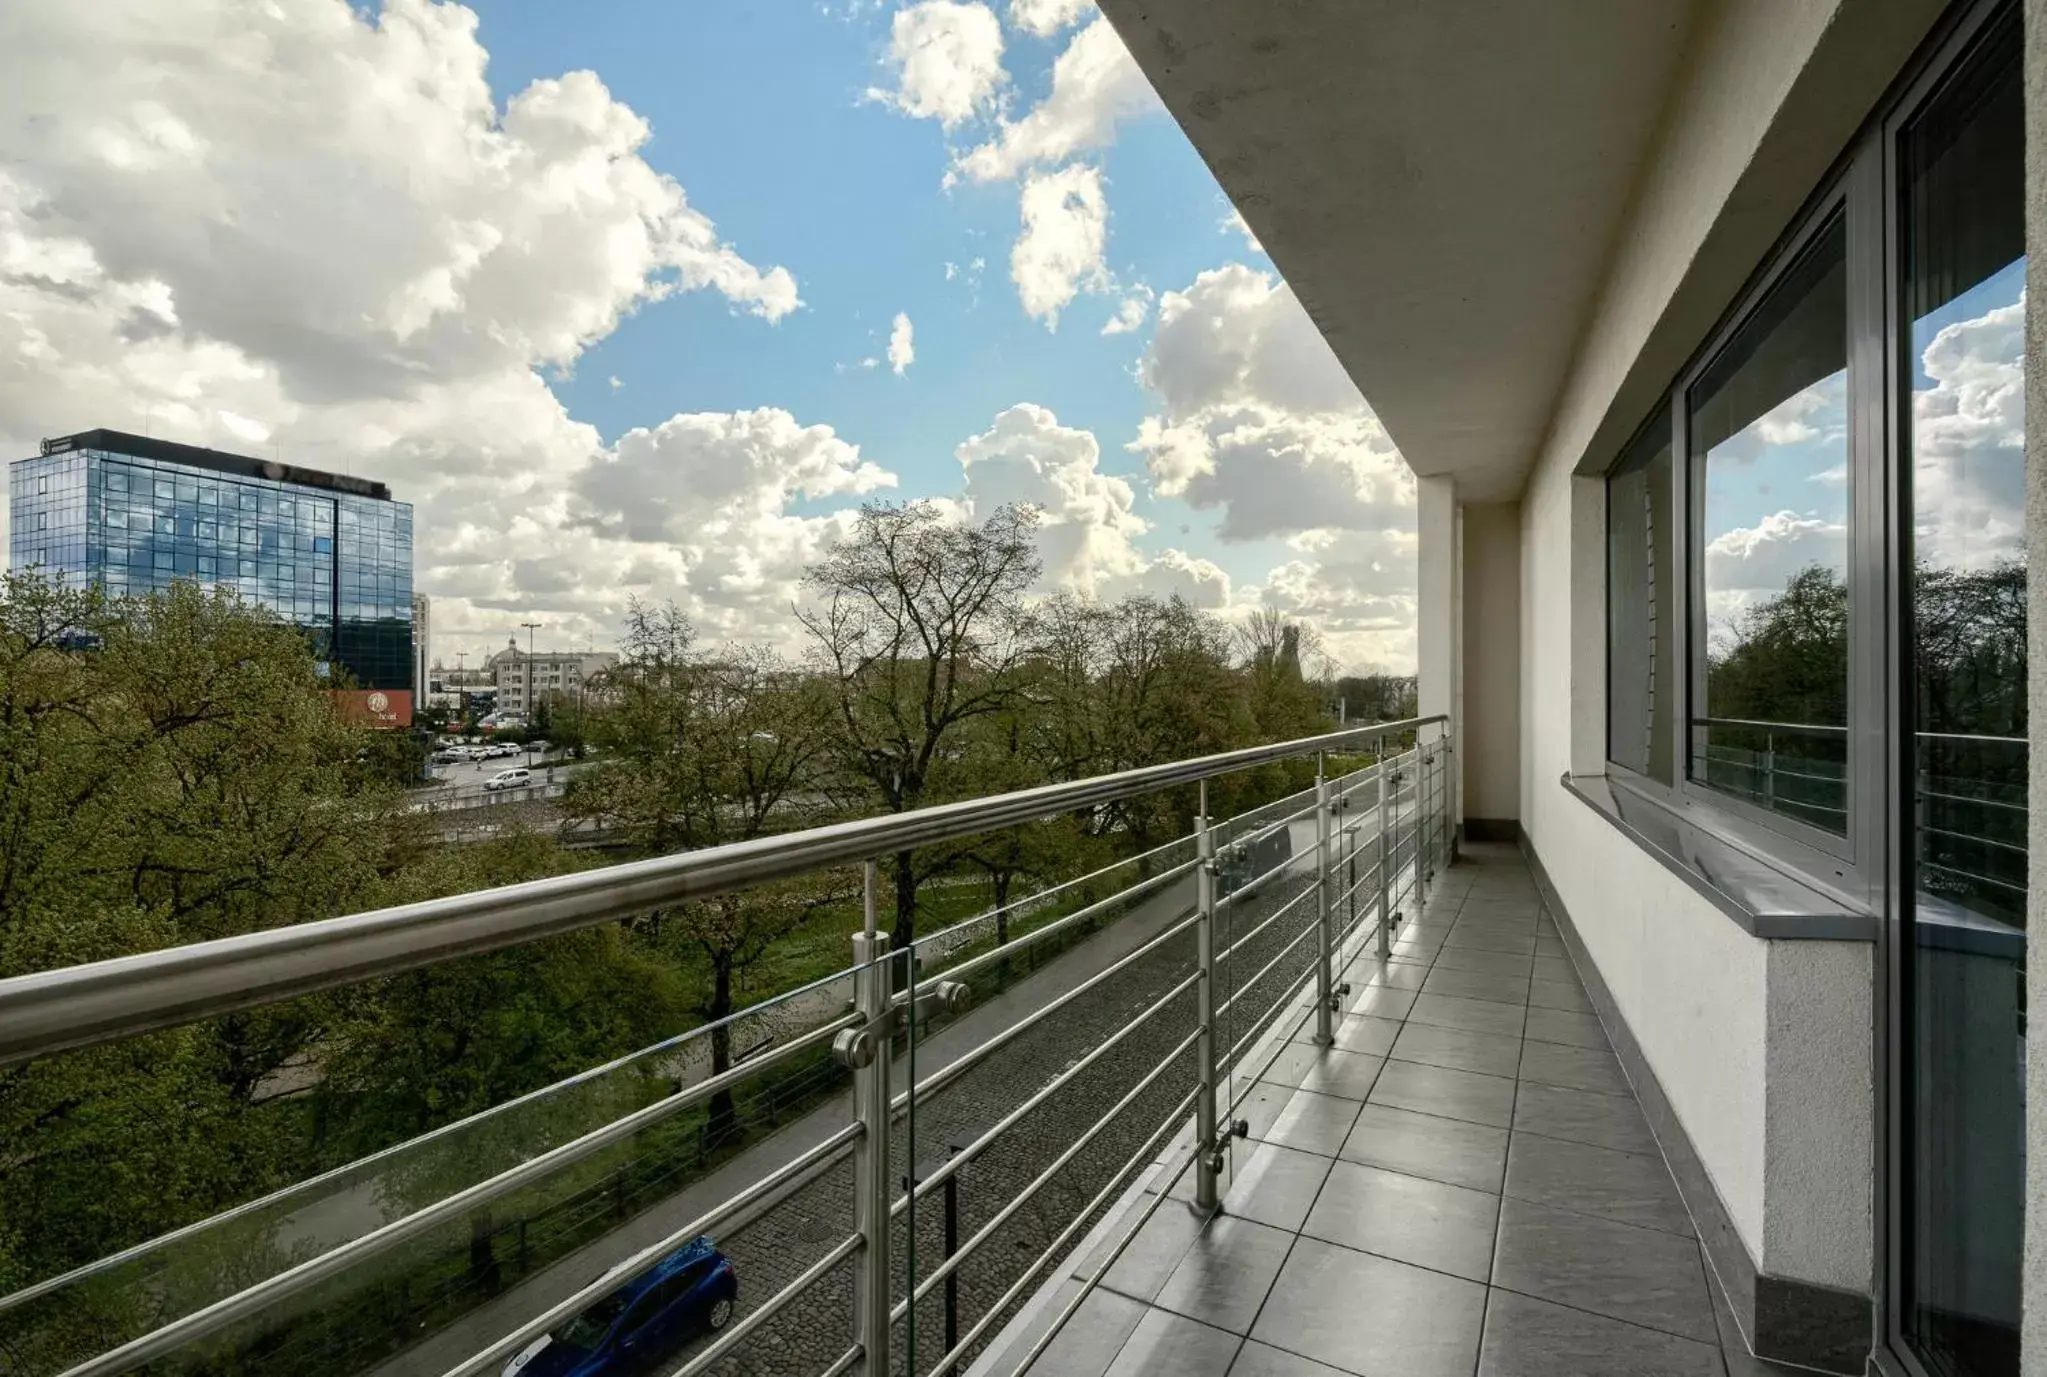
[1510,0,1944,1295]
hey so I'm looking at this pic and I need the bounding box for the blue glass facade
[7,435,414,694]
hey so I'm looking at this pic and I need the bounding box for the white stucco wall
[1513,0,1938,1289]
[1460,502,1521,823]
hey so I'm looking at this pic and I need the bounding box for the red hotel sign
[332,689,414,729]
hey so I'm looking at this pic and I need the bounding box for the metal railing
[0,714,1454,1377]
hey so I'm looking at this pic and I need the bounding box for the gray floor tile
[1086,1200,1207,1302]
[1408,992,1529,1038]
[1422,968,1532,1005]
[1522,1007,1610,1051]
[1023,1284,1149,1377]
[1308,1013,1402,1058]
[1526,979,1594,1014]
[1257,1042,1320,1089]
[1297,1049,1387,1102]
[1443,928,1539,957]
[1391,1021,1525,1079]
[1503,1132,1694,1236]
[1530,956,1581,986]
[1451,913,1543,938]
[1429,946,1536,978]
[1533,935,1569,959]
[1363,961,1429,990]
[1262,1088,1363,1156]
[1341,1102,1511,1193]
[1154,1215,1297,1336]
[1477,1288,1725,1376]
[1211,1141,1333,1232]
[1491,1197,1718,1344]
[1226,1340,1352,1376]
[1512,1081,1660,1156]
[1105,1305,1242,1377]
[1346,985,1417,1020]
[1233,1082,1299,1144]
[1369,1058,1518,1129]
[1302,1159,1501,1281]
[1518,1040,1631,1097]
[1251,1236,1487,1377]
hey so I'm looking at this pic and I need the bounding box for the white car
[485,767,532,792]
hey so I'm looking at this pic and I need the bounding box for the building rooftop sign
[39,429,392,501]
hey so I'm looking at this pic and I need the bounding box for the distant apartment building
[411,593,431,707]
[8,429,416,724]
[488,638,617,717]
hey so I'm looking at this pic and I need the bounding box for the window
[1896,8,2026,1374]
[1592,8,2025,1373]
[1688,213,1850,835]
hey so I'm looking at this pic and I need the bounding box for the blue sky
[476,0,1278,576]
[0,0,1422,670]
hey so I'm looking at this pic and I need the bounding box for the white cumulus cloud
[954,16,1155,184]
[0,0,835,653]
[1100,285,1152,336]
[1011,163,1108,329]
[1132,264,1412,540]
[869,1,1008,131]
[1912,291,2025,572]
[888,311,916,376]
[1008,0,1096,38]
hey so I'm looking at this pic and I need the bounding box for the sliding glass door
[1893,6,2026,1374]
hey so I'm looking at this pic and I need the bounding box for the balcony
[0,716,1810,1377]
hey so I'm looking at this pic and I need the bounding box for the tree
[799,502,1042,953]
[0,574,397,1295]
[564,603,836,1139]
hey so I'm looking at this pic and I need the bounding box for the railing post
[1376,756,1392,959]
[1313,762,1334,1046]
[1415,745,1431,913]
[1194,812,1220,1213]
[850,863,892,1377]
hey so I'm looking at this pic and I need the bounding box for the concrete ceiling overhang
[1099,0,1701,501]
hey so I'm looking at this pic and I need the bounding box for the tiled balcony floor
[1016,844,1803,1377]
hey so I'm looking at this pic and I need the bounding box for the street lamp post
[519,621,541,766]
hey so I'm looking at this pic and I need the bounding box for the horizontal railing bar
[911,827,1197,960]
[439,1121,865,1377]
[930,857,1199,990]
[819,1343,862,1377]
[2,956,869,1316]
[1223,931,1328,1068]
[58,1021,865,1377]
[895,1025,1203,1317]
[896,970,1201,1213]
[1217,913,1323,1021]
[917,1086,1200,1377]
[667,1233,863,1377]
[1216,872,1319,966]
[0,716,1442,1067]
[1691,716,1849,735]
[890,907,1202,1113]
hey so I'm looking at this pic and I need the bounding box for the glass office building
[8,430,415,719]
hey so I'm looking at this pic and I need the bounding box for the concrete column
[1459,502,1523,841]
[2022,5,2045,1370]
[1417,475,1461,833]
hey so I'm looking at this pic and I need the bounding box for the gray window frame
[1603,163,1883,912]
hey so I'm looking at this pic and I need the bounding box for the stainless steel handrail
[0,715,1441,1067]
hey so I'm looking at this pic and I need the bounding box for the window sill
[1558,772,1877,941]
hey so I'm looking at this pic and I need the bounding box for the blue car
[502,1237,738,1376]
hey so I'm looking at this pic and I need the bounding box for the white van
[484,767,533,792]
